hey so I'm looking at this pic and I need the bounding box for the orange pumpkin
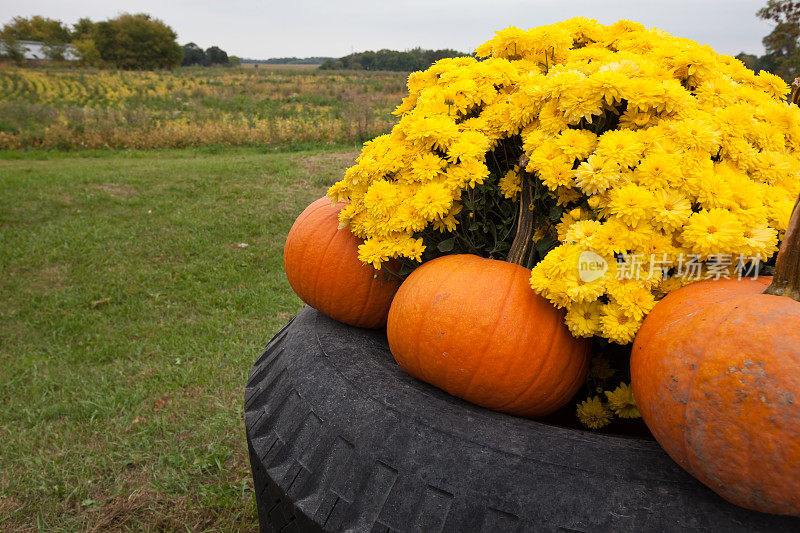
[387,254,591,417]
[631,196,800,516]
[283,197,399,329]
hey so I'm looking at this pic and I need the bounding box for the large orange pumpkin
[631,196,800,516]
[387,254,591,417]
[284,197,399,329]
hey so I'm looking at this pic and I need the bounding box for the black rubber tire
[244,307,800,532]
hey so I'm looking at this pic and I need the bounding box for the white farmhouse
[1,40,79,61]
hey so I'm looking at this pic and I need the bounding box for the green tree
[204,45,229,65]
[319,47,467,71]
[1,15,74,61]
[93,13,182,70]
[41,42,69,61]
[69,18,101,66]
[72,37,101,66]
[1,15,71,44]
[0,37,25,65]
[181,42,205,66]
[71,18,95,40]
[757,0,800,81]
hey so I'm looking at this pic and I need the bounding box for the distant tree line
[0,14,182,69]
[0,14,237,70]
[737,1,800,83]
[319,47,468,71]
[244,57,332,65]
[182,43,239,67]
[736,52,784,78]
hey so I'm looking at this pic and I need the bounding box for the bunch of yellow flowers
[328,18,800,344]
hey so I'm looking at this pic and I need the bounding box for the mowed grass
[0,146,359,530]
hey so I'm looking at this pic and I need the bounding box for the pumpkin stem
[507,154,536,268]
[764,194,800,302]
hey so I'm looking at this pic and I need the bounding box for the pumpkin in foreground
[387,254,591,418]
[631,196,800,517]
[283,197,399,329]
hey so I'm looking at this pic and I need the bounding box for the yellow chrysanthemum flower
[576,396,612,429]
[652,189,692,231]
[634,151,682,190]
[410,153,447,181]
[499,168,522,199]
[740,224,779,261]
[358,238,390,269]
[595,129,644,168]
[604,383,641,418]
[600,302,641,344]
[565,301,603,337]
[412,181,453,220]
[554,129,598,160]
[363,180,400,216]
[608,184,657,226]
[574,154,622,195]
[564,219,602,247]
[681,209,746,258]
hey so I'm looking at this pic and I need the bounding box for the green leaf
[437,237,455,252]
[535,237,557,256]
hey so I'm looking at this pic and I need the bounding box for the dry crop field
[0,65,407,150]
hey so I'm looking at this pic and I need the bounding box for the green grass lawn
[0,145,359,530]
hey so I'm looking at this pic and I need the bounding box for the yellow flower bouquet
[325,18,800,428]
[328,19,800,338]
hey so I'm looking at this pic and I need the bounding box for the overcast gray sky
[0,0,774,59]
